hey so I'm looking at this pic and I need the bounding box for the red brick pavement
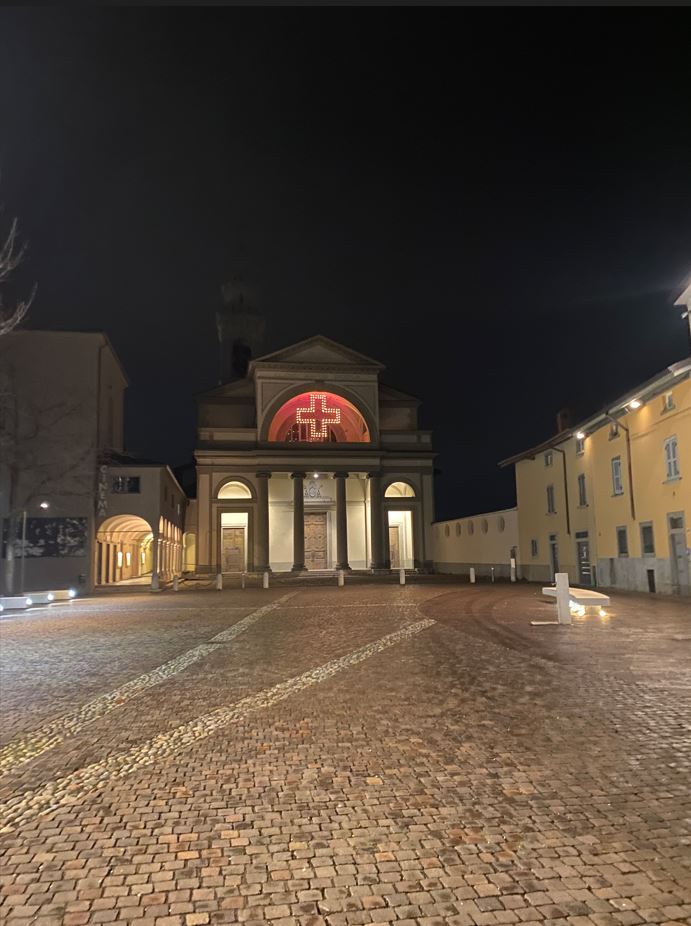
[1,582,690,926]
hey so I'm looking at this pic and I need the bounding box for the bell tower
[216,277,265,382]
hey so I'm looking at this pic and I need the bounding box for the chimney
[556,408,572,434]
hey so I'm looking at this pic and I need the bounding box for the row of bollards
[468,557,518,584]
[211,568,409,589]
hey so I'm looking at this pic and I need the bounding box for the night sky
[1,10,690,521]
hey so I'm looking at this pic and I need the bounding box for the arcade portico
[191,336,436,574]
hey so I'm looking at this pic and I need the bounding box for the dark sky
[1,9,690,520]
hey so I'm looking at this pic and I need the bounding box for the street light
[19,501,50,594]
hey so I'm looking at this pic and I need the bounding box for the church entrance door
[305,513,328,570]
[389,525,401,569]
[222,527,245,572]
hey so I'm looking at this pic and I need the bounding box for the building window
[576,436,585,455]
[530,539,538,557]
[455,522,462,536]
[481,518,488,533]
[577,473,587,507]
[662,392,675,413]
[611,457,624,496]
[444,524,450,537]
[544,451,553,467]
[609,422,619,440]
[467,520,474,535]
[664,436,680,480]
[497,516,505,532]
[640,523,655,556]
[111,475,140,494]
[616,526,629,557]
[546,484,556,514]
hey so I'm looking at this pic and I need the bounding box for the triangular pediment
[250,335,385,371]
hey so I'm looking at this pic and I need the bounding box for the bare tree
[1,360,94,594]
[0,200,36,336]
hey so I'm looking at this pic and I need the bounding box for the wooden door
[305,513,328,570]
[389,525,400,569]
[222,527,245,572]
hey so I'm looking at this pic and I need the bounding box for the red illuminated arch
[267,391,371,443]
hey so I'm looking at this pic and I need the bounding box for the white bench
[542,586,610,607]
[0,596,33,611]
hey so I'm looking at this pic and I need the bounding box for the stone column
[333,472,351,571]
[255,472,271,572]
[291,472,306,572]
[151,531,160,590]
[368,472,386,571]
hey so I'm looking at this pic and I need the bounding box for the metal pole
[19,509,27,595]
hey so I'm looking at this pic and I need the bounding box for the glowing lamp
[25,598,33,606]
[68,589,77,598]
[47,593,54,602]
[575,431,585,440]
[629,399,641,409]
[598,608,607,618]
[39,501,50,510]
[313,472,319,478]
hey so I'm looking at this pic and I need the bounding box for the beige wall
[0,331,127,594]
[434,507,519,578]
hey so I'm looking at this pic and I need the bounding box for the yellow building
[500,358,691,596]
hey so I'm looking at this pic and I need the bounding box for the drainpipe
[607,415,636,521]
[552,447,571,536]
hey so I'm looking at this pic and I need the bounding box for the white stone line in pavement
[0,617,435,832]
[0,594,295,777]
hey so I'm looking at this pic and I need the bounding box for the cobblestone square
[1,582,690,926]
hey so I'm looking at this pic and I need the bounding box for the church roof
[249,335,385,371]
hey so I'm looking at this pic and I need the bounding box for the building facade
[500,358,691,595]
[192,336,436,574]
[433,507,519,579]
[0,331,186,593]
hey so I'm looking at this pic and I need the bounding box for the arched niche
[262,386,375,443]
[217,479,253,500]
[384,480,416,498]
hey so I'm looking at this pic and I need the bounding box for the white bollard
[399,568,405,585]
[338,569,344,587]
[173,576,179,592]
[510,557,516,583]
[491,567,495,583]
[470,567,476,584]
[555,572,572,625]
[215,573,222,591]
[241,572,246,590]
[263,571,269,589]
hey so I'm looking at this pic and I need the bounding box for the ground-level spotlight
[68,588,77,598]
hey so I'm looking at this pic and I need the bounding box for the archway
[95,515,154,585]
[266,390,372,443]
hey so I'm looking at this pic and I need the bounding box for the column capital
[290,472,307,480]
[366,471,383,480]
[255,471,272,480]
[332,471,349,480]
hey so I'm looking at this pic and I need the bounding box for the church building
[191,336,435,574]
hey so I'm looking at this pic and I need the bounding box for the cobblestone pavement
[1,583,690,926]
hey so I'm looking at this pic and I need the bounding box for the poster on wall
[2,517,88,557]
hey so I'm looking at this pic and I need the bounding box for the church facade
[192,336,435,574]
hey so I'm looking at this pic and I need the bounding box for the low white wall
[433,507,520,577]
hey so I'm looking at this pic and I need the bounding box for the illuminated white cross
[296,393,341,440]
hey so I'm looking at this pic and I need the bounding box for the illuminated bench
[542,587,610,606]
[0,596,34,611]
